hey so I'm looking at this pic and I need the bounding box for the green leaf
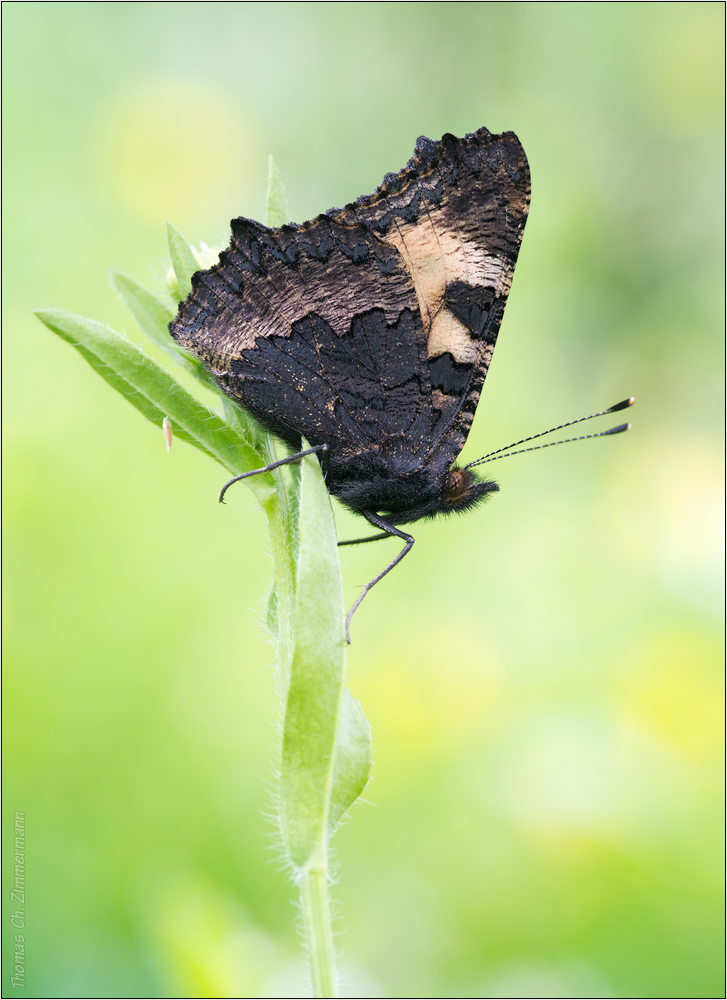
[109,268,217,388]
[166,221,200,301]
[109,269,176,349]
[279,446,345,869]
[36,309,272,496]
[266,155,290,227]
[328,689,373,833]
[220,396,271,454]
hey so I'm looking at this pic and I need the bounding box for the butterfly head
[379,465,499,525]
[440,466,500,516]
[329,453,499,526]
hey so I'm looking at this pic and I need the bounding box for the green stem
[264,491,296,691]
[300,849,337,998]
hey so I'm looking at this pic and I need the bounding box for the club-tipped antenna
[465,397,634,470]
[470,422,631,467]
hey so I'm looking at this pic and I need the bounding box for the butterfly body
[171,127,530,528]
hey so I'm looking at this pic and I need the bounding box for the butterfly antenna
[468,422,631,466]
[465,397,634,470]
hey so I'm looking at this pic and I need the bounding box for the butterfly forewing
[330,128,530,465]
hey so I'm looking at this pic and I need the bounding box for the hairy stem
[299,849,337,998]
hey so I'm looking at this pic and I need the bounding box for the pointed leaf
[266,155,290,227]
[36,309,272,498]
[328,689,373,833]
[220,396,270,453]
[166,221,200,301]
[109,269,176,348]
[109,269,217,387]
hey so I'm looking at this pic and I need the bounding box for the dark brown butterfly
[170,128,631,639]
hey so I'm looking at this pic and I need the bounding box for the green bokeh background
[3,3,723,997]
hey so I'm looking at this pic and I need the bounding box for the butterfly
[170,127,631,639]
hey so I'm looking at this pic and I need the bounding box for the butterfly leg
[219,444,328,503]
[338,533,390,547]
[345,512,414,643]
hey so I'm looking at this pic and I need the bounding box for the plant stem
[299,848,337,998]
[265,492,297,690]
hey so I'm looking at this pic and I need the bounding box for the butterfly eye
[445,468,471,503]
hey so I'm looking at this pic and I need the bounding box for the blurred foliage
[2,3,723,998]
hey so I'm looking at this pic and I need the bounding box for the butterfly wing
[171,128,529,471]
[329,127,530,464]
[171,213,438,463]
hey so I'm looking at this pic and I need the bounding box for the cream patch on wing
[427,309,479,364]
[382,205,511,360]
